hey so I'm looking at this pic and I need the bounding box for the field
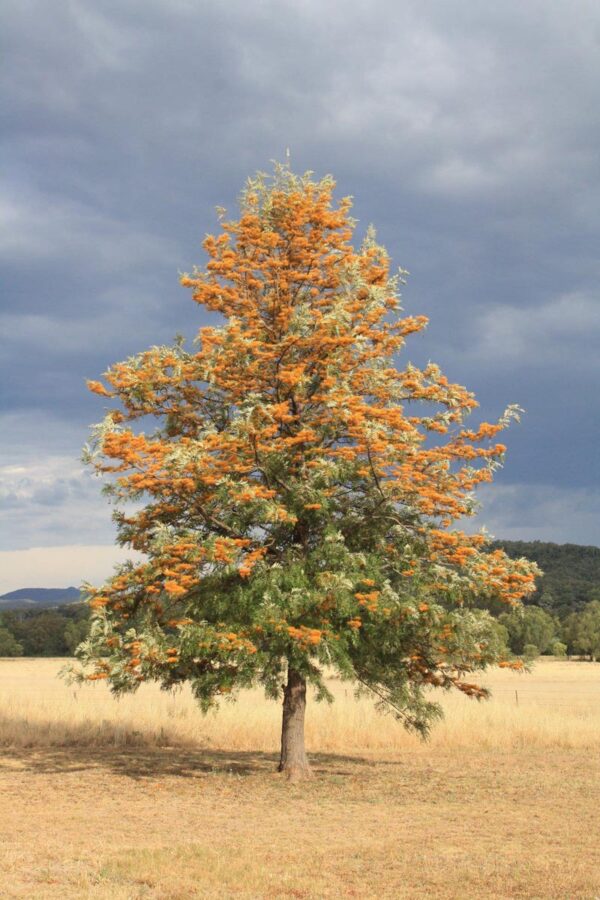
[0,658,599,899]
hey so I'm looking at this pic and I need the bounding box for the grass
[1,656,600,753]
[0,657,599,898]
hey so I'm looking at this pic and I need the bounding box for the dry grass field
[0,657,599,899]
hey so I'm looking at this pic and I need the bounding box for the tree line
[1,541,599,660]
[0,604,89,658]
[494,601,600,661]
[0,568,600,659]
[2,600,598,661]
[486,539,600,660]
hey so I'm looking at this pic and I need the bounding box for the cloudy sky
[1,0,599,593]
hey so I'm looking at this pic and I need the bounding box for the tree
[549,639,567,657]
[64,618,90,655]
[561,612,583,657]
[498,606,557,656]
[0,626,23,657]
[561,602,600,660]
[74,166,537,778]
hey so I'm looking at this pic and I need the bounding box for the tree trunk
[278,666,311,779]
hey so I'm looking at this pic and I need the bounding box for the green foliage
[488,618,510,655]
[64,618,91,655]
[561,600,600,660]
[0,626,23,657]
[0,604,90,657]
[549,640,567,658]
[498,606,557,656]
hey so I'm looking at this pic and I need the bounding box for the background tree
[561,612,583,657]
[566,601,600,660]
[74,166,537,778]
[5,610,69,657]
[498,606,557,656]
[548,639,567,658]
[64,617,91,655]
[1,605,89,658]
[0,626,23,657]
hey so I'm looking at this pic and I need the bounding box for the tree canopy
[562,601,600,660]
[498,606,556,656]
[74,166,537,777]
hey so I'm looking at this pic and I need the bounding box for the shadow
[1,744,278,779]
[0,715,378,780]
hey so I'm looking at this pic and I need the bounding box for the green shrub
[549,640,567,657]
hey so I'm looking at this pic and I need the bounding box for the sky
[1,0,599,593]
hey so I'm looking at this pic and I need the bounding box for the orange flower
[164,580,186,597]
[86,380,113,398]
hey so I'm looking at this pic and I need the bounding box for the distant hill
[493,540,600,618]
[0,587,81,610]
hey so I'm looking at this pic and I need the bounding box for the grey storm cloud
[2,0,600,566]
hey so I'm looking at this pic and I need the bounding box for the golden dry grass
[0,656,599,753]
[0,657,599,898]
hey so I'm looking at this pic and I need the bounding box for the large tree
[76,166,537,778]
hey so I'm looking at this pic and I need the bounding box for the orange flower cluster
[238,546,268,578]
[354,591,380,612]
[215,632,258,654]
[287,626,323,647]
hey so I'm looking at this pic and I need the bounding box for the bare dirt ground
[0,659,599,898]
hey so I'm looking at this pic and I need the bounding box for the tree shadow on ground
[0,715,379,780]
